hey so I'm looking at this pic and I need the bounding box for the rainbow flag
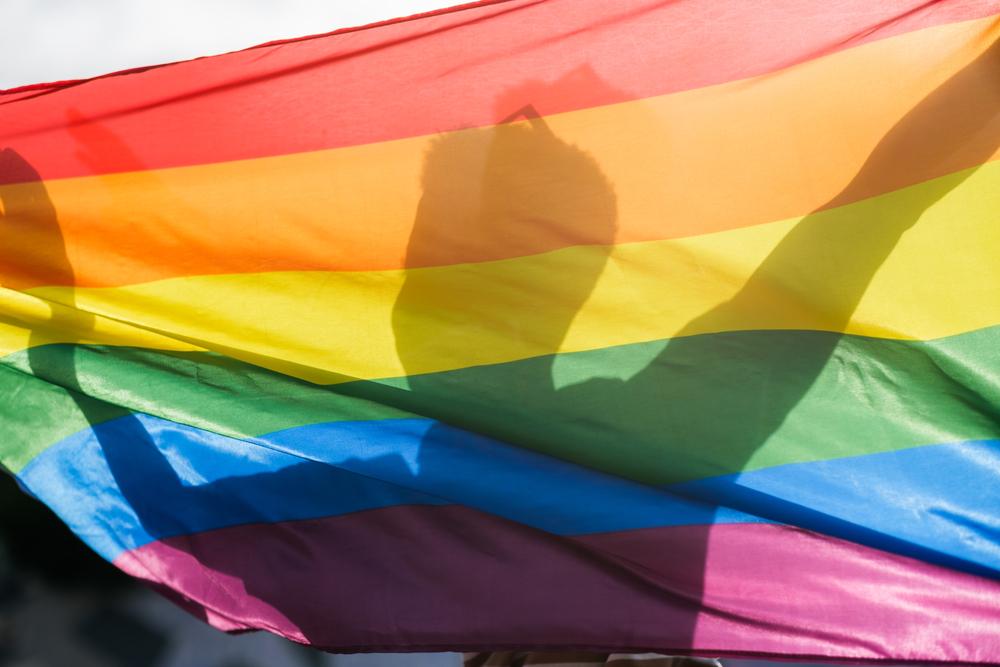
[2,0,999,660]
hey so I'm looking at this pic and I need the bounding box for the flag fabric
[1,0,999,661]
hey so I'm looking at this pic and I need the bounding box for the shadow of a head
[0,148,70,289]
[393,99,618,387]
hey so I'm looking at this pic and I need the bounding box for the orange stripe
[0,16,997,290]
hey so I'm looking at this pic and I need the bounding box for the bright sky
[0,0,460,90]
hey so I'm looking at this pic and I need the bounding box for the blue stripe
[19,414,756,560]
[673,439,1000,577]
[23,412,999,576]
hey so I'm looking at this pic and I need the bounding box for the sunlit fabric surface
[1,0,999,661]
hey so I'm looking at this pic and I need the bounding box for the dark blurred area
[0,471,125,592]
[1,472,460,667]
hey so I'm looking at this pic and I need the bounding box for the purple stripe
[115,506,1000,661]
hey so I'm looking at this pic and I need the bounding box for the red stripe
[2,0,997,183]
[116,505,1000,661]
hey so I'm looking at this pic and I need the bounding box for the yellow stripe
[2,16,996,289]
[19,161,1000,383]
[0,288,200,358]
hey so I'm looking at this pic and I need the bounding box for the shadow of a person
[0,147,136,457]
[1,138,225,619]
[1,129,442,643]
[0,148,137,591]
[387,39,1000,656]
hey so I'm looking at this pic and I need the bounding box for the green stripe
[347,326,1000,483]
[0,346,409,473]
[0,364,127,473]
[4,326,1000,482]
